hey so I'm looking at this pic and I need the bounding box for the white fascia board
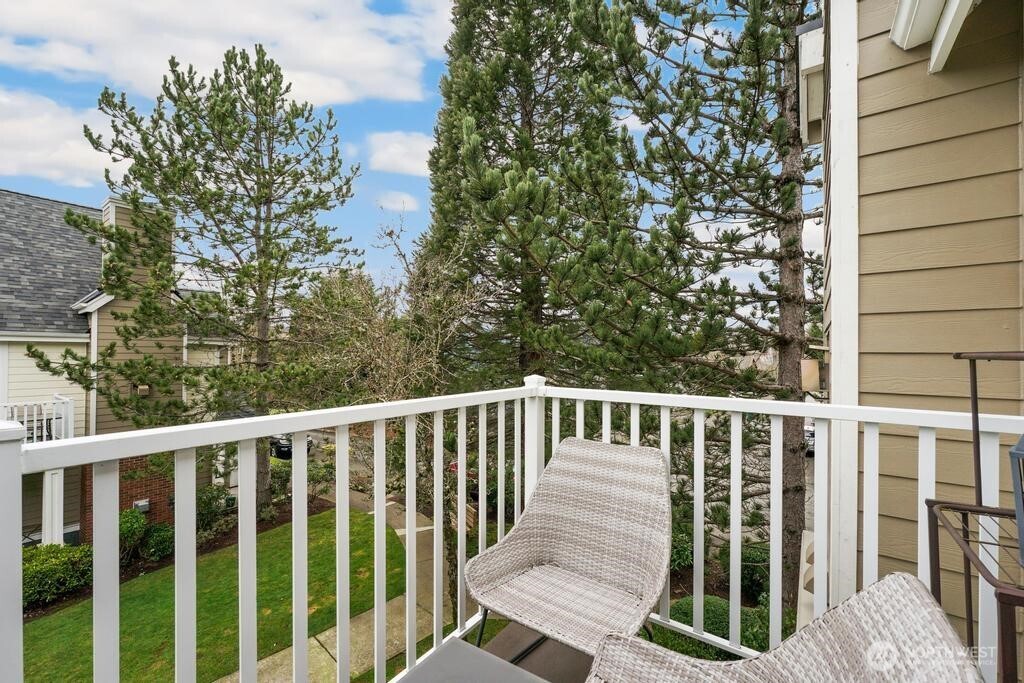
[71,292,114,314]
[891,0,945,49]
[0,332,90,343]
[929,0,976,72]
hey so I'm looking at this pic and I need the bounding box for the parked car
[269,433,314,460]
[805,423,814,457]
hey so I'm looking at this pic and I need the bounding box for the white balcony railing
[1,394,74,443]
[0,377,1018,681]
[2,395,75,546]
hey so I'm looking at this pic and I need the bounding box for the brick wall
[79,457,176,543]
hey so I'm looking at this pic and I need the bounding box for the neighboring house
[0,188,223,545]
[808,0,1023,639]
[0,189,99,544]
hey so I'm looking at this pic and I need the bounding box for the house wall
[2,340,87,536]
[850,0,1023,639]
[82,201,207,541]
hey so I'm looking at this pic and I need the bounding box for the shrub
[196,484,229,532]
[669,516,695,572]
[270,458,291,500]
[307,460,335,504]
[717,542,770,602]
[662,591,796,659]
[140,523,174,562]
[258,504,278,523]
[119,508,147,564]
[23,543,92,609]
[197,513,237,548]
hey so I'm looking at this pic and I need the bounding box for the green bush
[197,514,238,548]
[661,591,796,659]
[119,508,147,564]
[23,544,92,609]
[270,458,291,500]
[669,516,695,572]
[140,523,174,562]
[717,542,770,602]
[307,460,335,503]
[196,485,229,532]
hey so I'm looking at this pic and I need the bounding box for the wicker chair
[586,572,983,682]
[465,437,671,657]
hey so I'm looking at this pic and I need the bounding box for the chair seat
[476,563,643,655]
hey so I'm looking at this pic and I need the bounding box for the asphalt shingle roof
[0,189,102,335]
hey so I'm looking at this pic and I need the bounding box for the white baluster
[93,459,120,681]
[813,419,830,618]
[174,448,197,682]
[335,427,350,682]
[405,415,417,669]
[432,411,443,648]
[0,422,24,681]
[862,423,880,586]
[238,440,257,682]
[372,421,386,682]
[769,415,783,648]
[728,412,742,646]
[293,432,309,681]
[693,410,705,635]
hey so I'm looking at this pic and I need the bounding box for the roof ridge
[0,187,100,213]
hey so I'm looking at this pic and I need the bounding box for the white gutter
[891,0,980,72]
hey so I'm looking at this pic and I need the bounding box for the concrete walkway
[217,491,447,682]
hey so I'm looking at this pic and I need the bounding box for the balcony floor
[482,622,593,683]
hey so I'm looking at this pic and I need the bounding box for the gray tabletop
[401,638,550,683]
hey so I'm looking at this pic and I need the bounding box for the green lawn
[25,508,405,682]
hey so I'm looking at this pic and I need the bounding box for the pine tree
[561,0,822,608]
[30,45,358,507]
[420,0,626,392]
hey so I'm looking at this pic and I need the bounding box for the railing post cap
[523,375,547,388]
[0,420,25,443]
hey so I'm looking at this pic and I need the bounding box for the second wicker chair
[464,436,671,656]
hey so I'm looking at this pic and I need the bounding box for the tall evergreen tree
[421,0,627,391]
[559,0,822,608]
[30,45,358,507]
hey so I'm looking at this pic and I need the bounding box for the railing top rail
[21,386,531,474]
[542,385,1024,434]
[22,381,1024,474]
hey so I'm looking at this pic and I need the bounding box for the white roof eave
[890,0,981,72]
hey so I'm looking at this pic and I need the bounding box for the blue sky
[0,0,453,277]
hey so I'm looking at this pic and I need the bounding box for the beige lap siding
[851,0,1023,645]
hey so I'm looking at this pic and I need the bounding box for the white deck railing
[1,377,1018,681]
[2,395,74,545]
[1,395,73,443]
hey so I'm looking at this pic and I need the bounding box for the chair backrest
[757,572,982,681]
[518,437,671,599]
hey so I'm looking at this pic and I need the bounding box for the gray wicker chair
[586,572,983,682]
[465,437,671,656]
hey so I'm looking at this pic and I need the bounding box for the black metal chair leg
[642,624,654,641]
[510,634,548,664]
[475,608,489,647]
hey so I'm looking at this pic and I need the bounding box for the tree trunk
[777,34,808,613]
[518,251,544,376]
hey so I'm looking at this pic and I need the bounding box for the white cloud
[0,0,455,106]
[376,190,419,212]
[367,131,433,176]
[621,113,648,133]
[0,87,111,187]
